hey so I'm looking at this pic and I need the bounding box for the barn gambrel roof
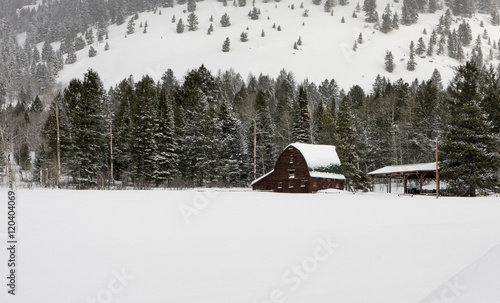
[287,143,345,180]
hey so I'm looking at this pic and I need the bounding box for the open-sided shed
[368,162,439,194]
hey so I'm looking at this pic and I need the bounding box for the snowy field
[1,189,500,303]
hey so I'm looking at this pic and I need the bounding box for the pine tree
[218,101,247,186]
[416,37,426,55]
[127,17,135,34]
[392,12,399,29]
[363,0,379,22]
[176,18,185,33]
[441,61,500,196]
[250,7,259,19]
[240,31,248,42]
[187,0,196,12]
[292,86,312,143]
[88,46,97,57]
[401,0,419,25]
[130,76,159,186]
[63,70,107,188]
[41,41,54,62]
[336,97,366,191]
[65,45,77,64]
[407,41,417,70]
[220,13,231,27]
[222,37,230,52]
[385,51,395,72]
[357,33,363,44]
[428,0,437,13]
[105,42,110,51]
[208,23,214,35]
[381,4,393,33]
[187,12,199,31]
[492,10,500,26]
[324,0,334,12]
[85,29,94,45]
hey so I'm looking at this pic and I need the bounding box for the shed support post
[420,174,423,194]
[404,174,407,194]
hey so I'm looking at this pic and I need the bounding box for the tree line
[0,62,499,195]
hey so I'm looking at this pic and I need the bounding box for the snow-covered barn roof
[368,162,438,175]
[289,142,342,171]
[250,169,274,186]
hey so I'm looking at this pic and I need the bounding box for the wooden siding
[252,145,345,193]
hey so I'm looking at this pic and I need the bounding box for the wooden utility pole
[436,138,439,199]
[55,96,61,187]
[253,119,257,180]
[109,122,114,186]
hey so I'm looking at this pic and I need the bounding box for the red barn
[251,143,345,193]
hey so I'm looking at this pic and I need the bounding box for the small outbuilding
[251,143,345,193]
[368,162,439,194]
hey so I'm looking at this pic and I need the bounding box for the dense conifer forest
[0,61,499,196]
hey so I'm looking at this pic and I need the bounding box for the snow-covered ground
[1,189,499,302]
[48,0,500,91]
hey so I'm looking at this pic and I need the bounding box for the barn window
[288,169,295,179]
[313,180,317,187]
[278,182,282,189]
[301,180,306,187]
[336,182,340,189]
[290,155,294,164]
[289,182,294,188]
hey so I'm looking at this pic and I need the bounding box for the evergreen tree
[385,51,395,72]
[220,13,231,27]
[324,0,334,12]
[85,29,94,45]
[407,41,417,70]
[401,0,419,25]
[240,31,249,42]
[65,45,77,64]
[492,10,500,26]
[63,70,107,188]
[441,62,500,196]
[292,87,312,143]
[127,17,135,35]
[187,0,196,12]
[187,12,199,31]
[416,37,426,55]
[381,4,393,33]
[392,11,400,29]
[336,97,366,191]
[222,37,230,52]
[130,76,159,185]
[176,18,185,33]
[428,0,437,13]
[363,0,379,22]
[88,46,97,57]
[41,41,54,62]
[250,7,259,19]
[252,90,276,177]
[218,101,248,186]
[75,37,86,51]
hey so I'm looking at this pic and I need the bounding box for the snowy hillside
[37,0,500,90]
[1,189,499,303]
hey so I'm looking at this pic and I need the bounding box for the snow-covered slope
[51,0,500,90]
[0,189,499,303]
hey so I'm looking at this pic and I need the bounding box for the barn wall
[273,146,311,193]
[252,145,345,193]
